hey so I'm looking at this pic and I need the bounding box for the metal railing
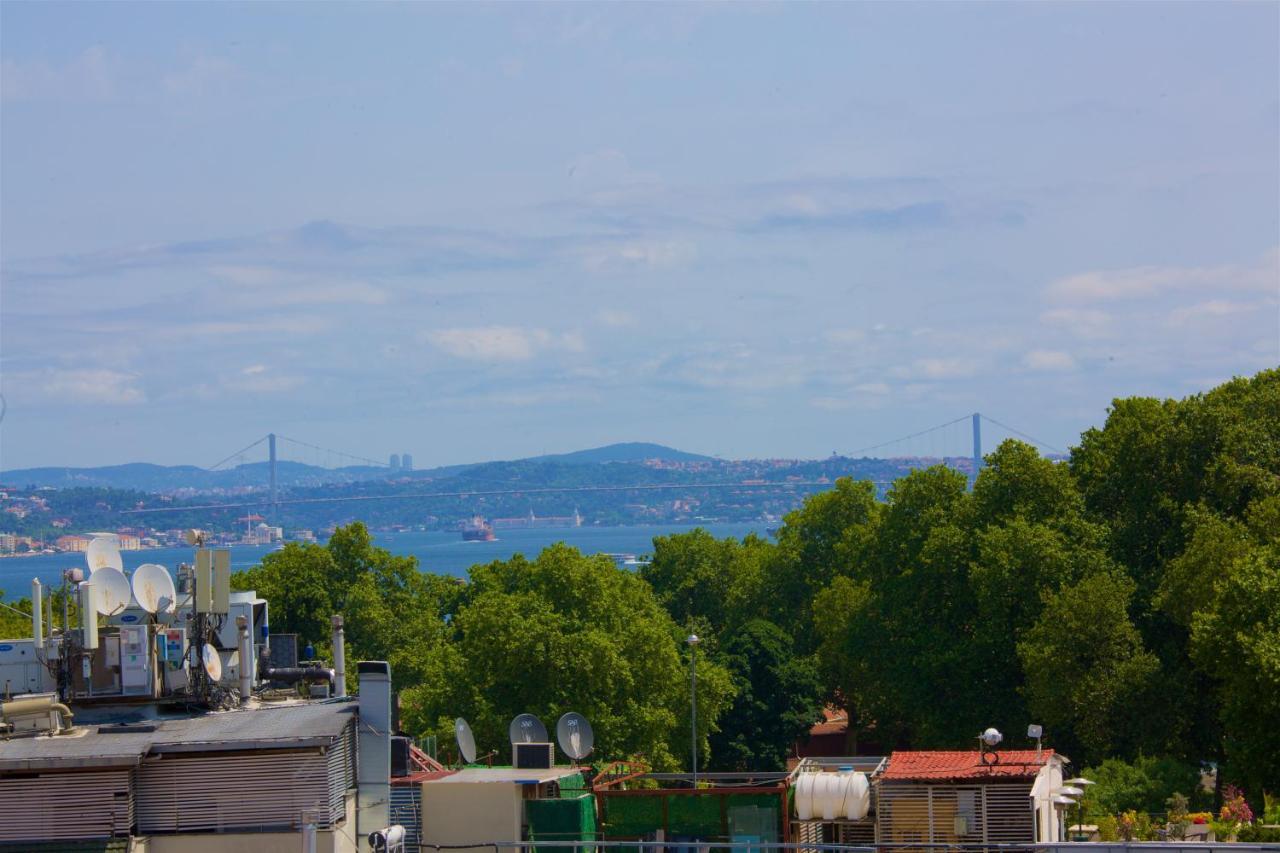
[409,842,1280,853]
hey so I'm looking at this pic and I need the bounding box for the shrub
[1083,755,1205,817]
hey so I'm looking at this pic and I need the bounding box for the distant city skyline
[2,3,1277,469]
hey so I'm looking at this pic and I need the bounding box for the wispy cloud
[422,326,585,362]
[1,46,116,102]
[34,368,146,405]
[1022,349,1077,372]
[1047,251,1278,304]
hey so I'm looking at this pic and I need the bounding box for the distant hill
[0,443,711,493]
[526,442,715,465]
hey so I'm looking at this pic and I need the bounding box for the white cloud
[595,309,635,328]
[1040,307,1114,339]
[41,369,145,405]
[894,358,980,380]
[1047,251,1278,304]
[1,46,116,102]
[578,240,696,272]
[423,326,584,362]
[1166,299,1258,326]
[1023,349,1077,372]
[854,382,891,395]
[242,364,267,375]
[162,54,242,97]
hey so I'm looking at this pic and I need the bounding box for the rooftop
[0,700,355,772]
[881,749,1056,782]
[424,766,583,785]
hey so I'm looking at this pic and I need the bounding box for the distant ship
[461,515,496,541]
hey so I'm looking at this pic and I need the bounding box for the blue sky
[2,2,1277,469]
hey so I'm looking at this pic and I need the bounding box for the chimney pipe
[32,579,44,649]
[331,615,346,697]
[357,661,392,844]
[236,615,252,705]
[79,582,98,650]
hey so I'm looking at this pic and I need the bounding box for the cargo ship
[461,515,496,541]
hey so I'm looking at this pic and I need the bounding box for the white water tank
[795,773,815,820]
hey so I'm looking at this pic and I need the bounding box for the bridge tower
[268,432,278,521]
[971,413,982,489]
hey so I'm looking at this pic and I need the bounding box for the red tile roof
[809,707,849,736]
[882,749,1054,781]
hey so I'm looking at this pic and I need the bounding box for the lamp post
[687,633,700,788]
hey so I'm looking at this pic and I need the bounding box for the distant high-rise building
[389,453,401,471]
[402,453,413,471]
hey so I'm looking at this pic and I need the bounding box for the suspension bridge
[120,414,1064,518]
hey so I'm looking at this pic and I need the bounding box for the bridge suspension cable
[274,434,389,469]
[207,435,269,471]
[979,415,1065,454]
[847,414,973,457]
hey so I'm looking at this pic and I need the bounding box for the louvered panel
[390,784,423,851]
[837,818,877,845]
[0,769,134,841]
[794,819,823,852]
[876,783,931,852]
[983,782,1034,846]
[137,750,333,834]
[326,720,355,825]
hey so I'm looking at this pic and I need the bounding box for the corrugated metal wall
[327,720,356,826]
[389,784,422,851]
[136,749,338,834]
[0,768,135,841]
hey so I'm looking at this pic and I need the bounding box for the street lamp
[1065,778,1096,842]
[687,633,700,788]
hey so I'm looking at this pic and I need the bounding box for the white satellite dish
[981,727,1003,747]
[86,535,123,573]
[203,644,222,681]
[509,713,548,745]
[132,564,177,614]
[556,712,595,760]
[92,567,132,616]
[455,718,478,764]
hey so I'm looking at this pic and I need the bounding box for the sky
[1,2,1277,470]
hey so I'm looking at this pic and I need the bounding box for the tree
[765,478,879,648]
[707,619,823,770]
[1081,755,1205,817]
[231,522,449,687]
[641,528,770,636]
[1017,571,1159,762]
[400,544,734,770]
[1189,543,1280,803]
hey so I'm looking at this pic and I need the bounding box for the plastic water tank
[795,772,815,820]
[848,772,871,820]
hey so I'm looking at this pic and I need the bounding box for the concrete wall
[139,827,356,853]
[420,781,523,848]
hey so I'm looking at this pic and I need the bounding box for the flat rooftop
[0,699,356,772]
[424,766,583,785]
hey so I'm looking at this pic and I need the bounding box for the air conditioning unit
[514,742,554,769]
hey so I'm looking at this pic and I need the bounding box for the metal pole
[687,634,699,787]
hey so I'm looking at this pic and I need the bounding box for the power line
[847,415,973,457]
[980,415,1066,454]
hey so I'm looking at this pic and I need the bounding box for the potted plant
[1212,785,1254,842]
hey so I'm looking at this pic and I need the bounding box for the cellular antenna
[556,712,595,761]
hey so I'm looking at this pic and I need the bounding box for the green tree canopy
[400,543,734,770]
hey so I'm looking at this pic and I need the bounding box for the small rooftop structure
[877,748,1067,848]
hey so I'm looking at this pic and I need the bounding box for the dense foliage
[6,369,1273,817]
